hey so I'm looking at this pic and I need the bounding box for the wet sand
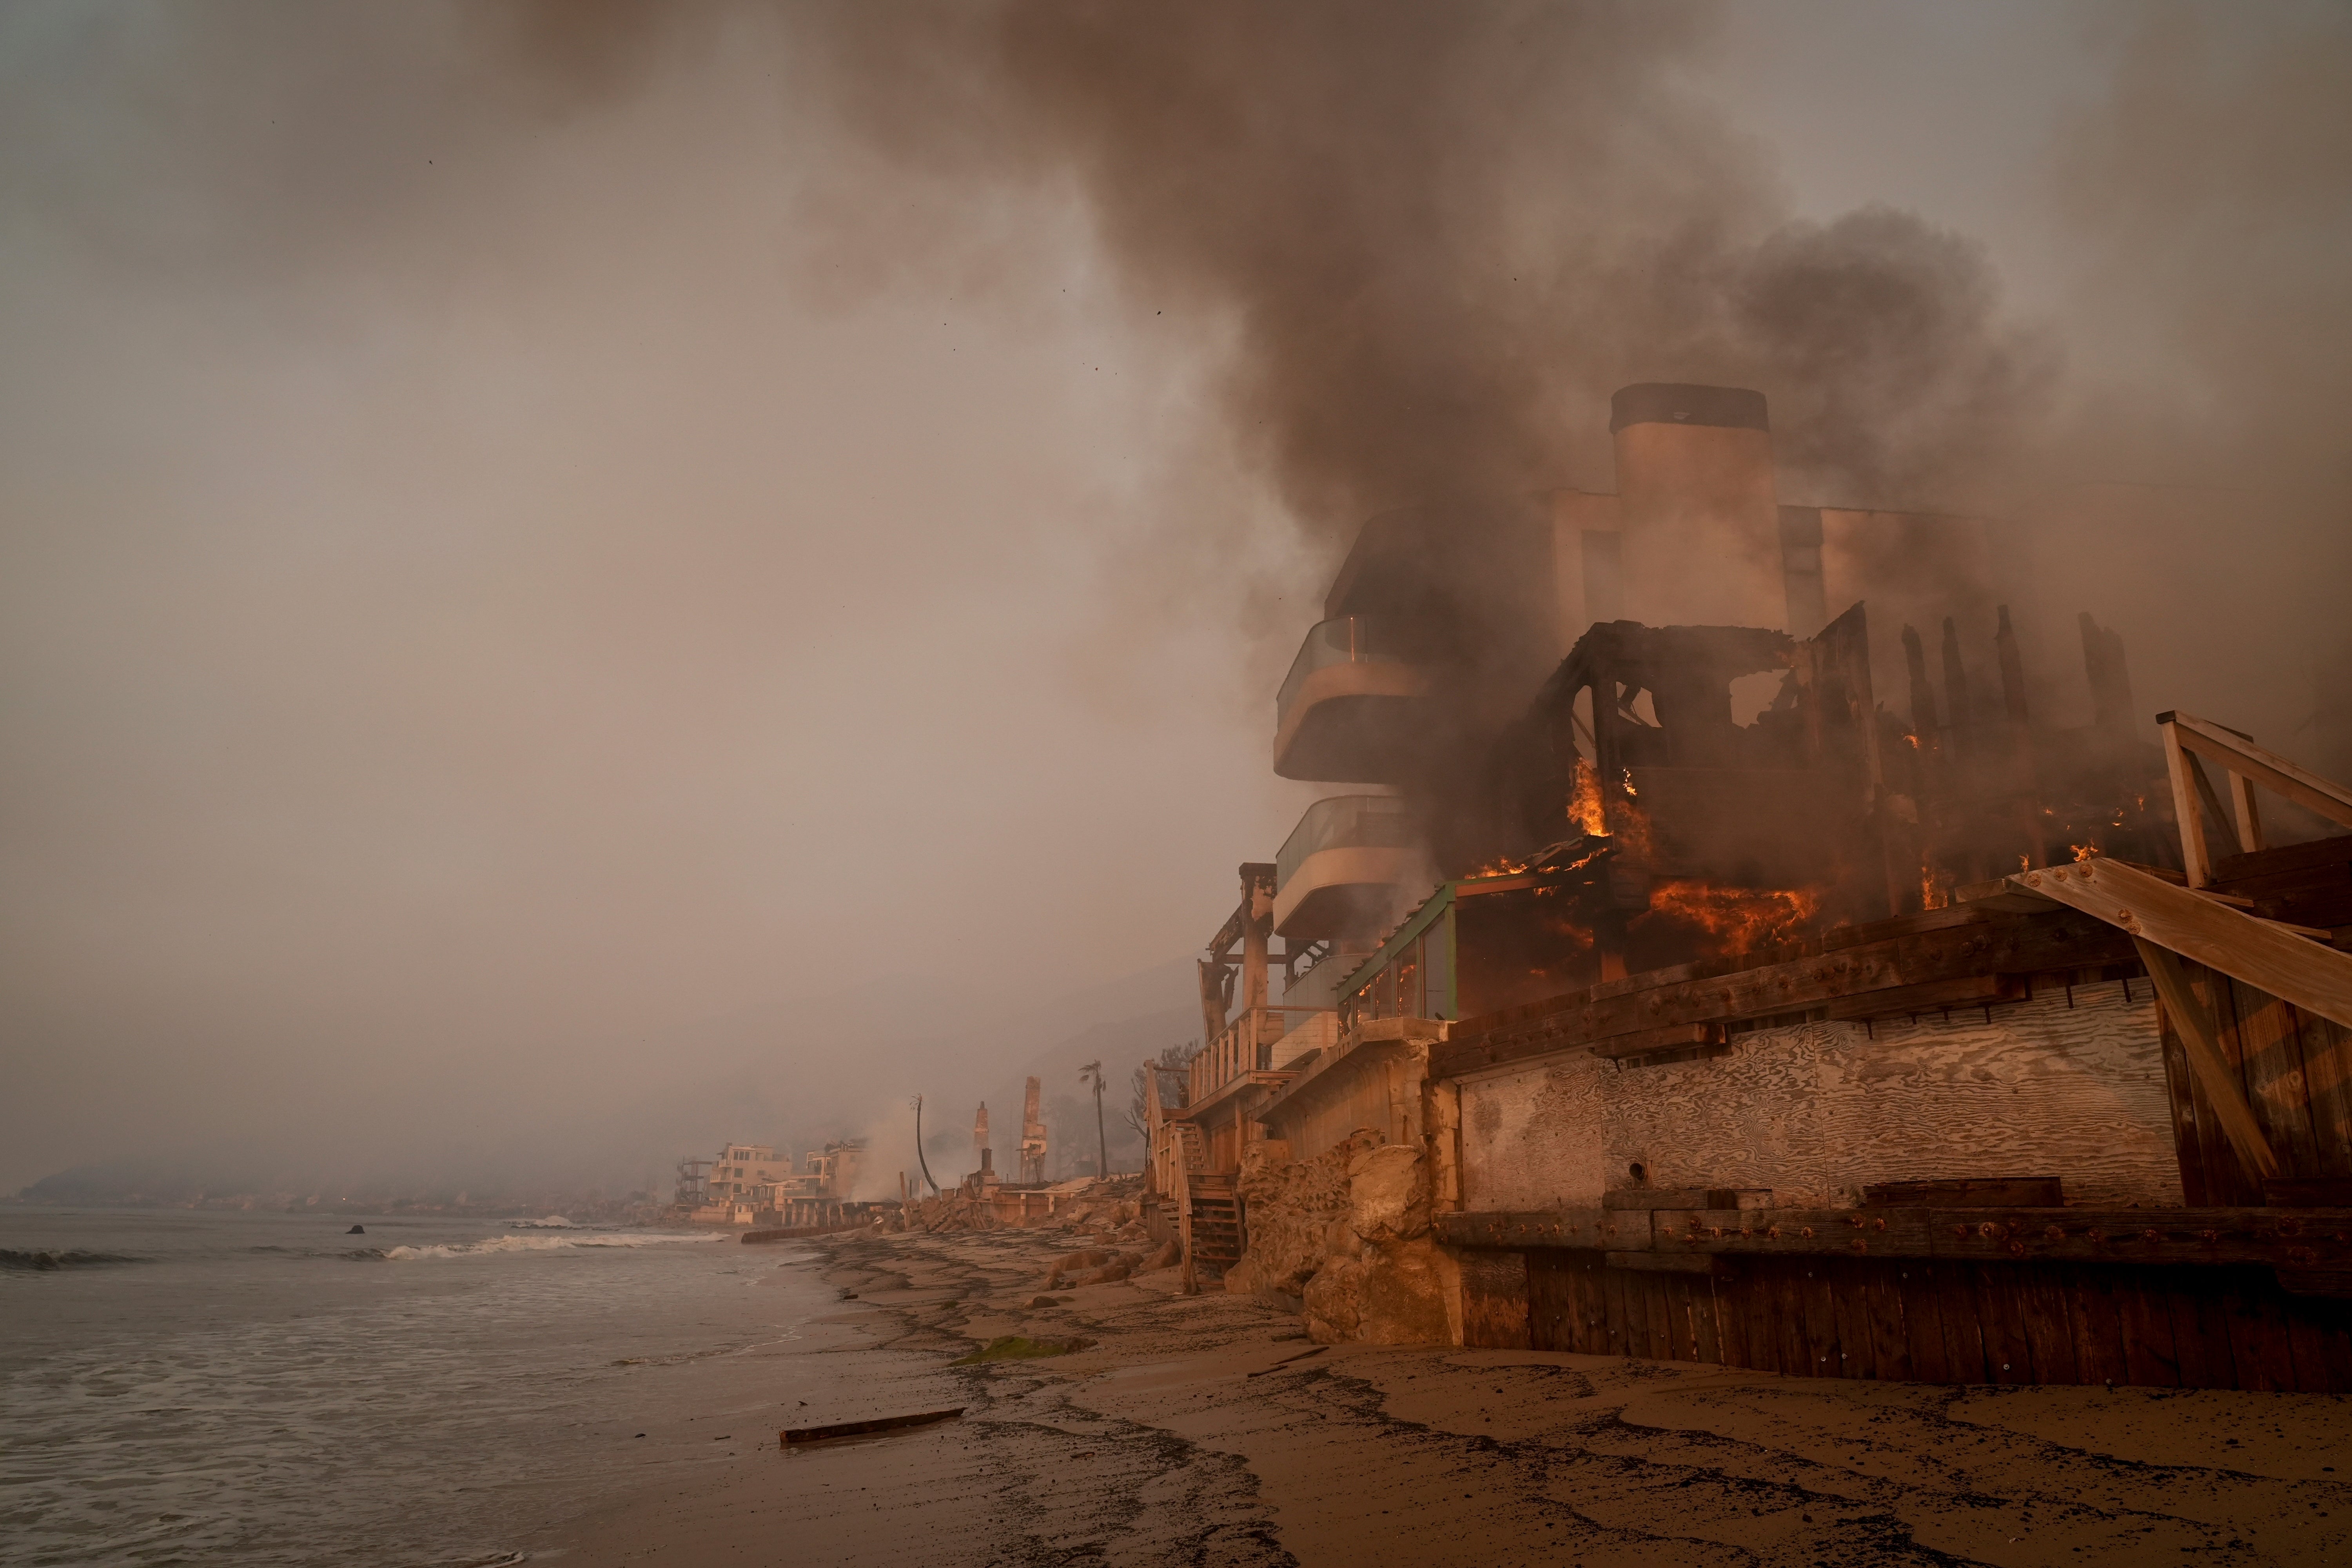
[531,1227,2352,1566]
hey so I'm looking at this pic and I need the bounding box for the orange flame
[1639,880,1824,958]
[1568,758,1606,837]
[2071,842,2099,863]
[1920,864,1953,911]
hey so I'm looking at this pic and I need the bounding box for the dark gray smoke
[4,3,2345,1200]
[784,0,2050,535]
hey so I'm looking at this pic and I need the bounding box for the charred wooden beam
[2016,857,2352,1030]
[1430,906,2133,1082]
[1862,1176,2061,1208]
[1602,1186,1770,1210]
[1437,1205,2352,1274]
[1432,1209,1647,1251]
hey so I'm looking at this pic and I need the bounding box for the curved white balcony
[1274,617,1430,782]
[1272,794,1428,940]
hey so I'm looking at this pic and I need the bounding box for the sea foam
[378,1232,726,1262]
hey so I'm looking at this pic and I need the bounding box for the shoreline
[528,1225,2352,1566]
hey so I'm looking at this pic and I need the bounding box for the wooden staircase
[1186,1174,1245,1279]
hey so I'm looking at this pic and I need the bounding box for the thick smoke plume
[784,0,2350,772]
[786,1,2047,537]
[4,3,2347,1202]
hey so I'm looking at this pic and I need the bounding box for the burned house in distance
[1143,383,2352,1388]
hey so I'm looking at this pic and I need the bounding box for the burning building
[1144,384,2352,1388]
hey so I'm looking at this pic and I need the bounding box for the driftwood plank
[781,1406,965,1445]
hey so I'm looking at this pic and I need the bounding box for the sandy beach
[530,1225,2352,1567]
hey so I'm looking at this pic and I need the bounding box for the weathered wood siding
[1459,1051,1607,1211]
[2163,957,2352,1206]
[1456,1248,1533,1349]
[1523,1251,2352,1393]
[1278,1063,1409,1161]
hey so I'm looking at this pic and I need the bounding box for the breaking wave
[0,1248,148,1271]
[376,1232,726,1261]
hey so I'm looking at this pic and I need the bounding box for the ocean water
[0,1207,838,1566]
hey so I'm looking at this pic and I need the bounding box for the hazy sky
[3,2,2345,1197]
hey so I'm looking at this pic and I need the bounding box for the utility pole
[1080,1060,1107,1178]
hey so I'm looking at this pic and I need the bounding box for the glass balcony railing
[1277,616,1373,721]
[1275,794,1419,896]
[1274,616,1430,781]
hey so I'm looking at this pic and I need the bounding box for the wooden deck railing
[1187,1005,1333,1103]
[2160,709,2352,886]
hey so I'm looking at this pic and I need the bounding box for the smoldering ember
[7,7,2352,1568]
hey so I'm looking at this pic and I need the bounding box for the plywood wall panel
[1599,985,2178,1208]
[1459,1052,1606,1211]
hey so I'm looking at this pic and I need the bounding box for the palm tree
[1079,1061,1108,1179]
[909,1096,940,1196]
